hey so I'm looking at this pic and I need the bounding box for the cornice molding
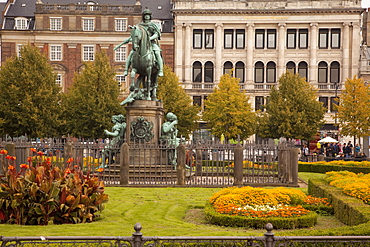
[172,8,364,16]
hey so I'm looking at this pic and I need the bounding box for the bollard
[120,143,129,185]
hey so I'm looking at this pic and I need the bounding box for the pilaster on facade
[174,23,184,83]
[277,23,286,77]
[246,23,254,86]
[215,23,223,85]
[309,22,318,85]
[351,22,361,78]
[342,22,351,81]
[184,23,192,84]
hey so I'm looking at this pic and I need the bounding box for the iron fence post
[177,143,186,185]
[233,144,243,186]
[132,223,143,247]
[120,143,129,185]
[264,223,274,247]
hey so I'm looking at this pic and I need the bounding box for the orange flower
[5,155,12,160]
[65,168,72,174]
[10,156,16,161]
[0,150,8,155]
[8,165,15,170]
[30,148,37,153]
[37,151,44,156]
[20,164,29,169]
[67,158,74,164]
[27,156,33,163]
[96,168,104,172]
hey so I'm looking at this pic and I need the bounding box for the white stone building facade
[172,0,364,134]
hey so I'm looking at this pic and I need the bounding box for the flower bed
[325,171,370,204]
[0,149,108,225]
[205,186,331,229]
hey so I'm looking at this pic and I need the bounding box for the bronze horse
[129,25,158,101]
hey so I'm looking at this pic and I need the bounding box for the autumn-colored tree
[258,72,326,140]
[203,72,256,140]
[336,76,370,140]
[157,65,200,138]
[0,45,63,138]
[61,51,123,138]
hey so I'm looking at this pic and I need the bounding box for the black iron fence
[0,138,299,187]
[1,223,370,246]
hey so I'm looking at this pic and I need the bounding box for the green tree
[258,72,326,140]
[0,45,62,138]
[336,76,370,140]
[62,51,123,138]
[157,65,200,138]
[203,72,256,140]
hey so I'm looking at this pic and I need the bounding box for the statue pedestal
[125,100,164,144]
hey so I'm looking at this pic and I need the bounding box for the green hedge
[308,178,370,226]
[204,202,317,229]
[298,163,370,174]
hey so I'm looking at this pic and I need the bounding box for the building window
[115,46,126,62]
[255,62,264,83]
[286,61,296,74]
[319,97,329,112]
[319,29,329,49]
[287,29,296,49]
[204,61,214,82]
[331,28,341,49]
[205,29,214,49]
[235,61,245,83]
[224,29,233,49]
[56,74,62,88]
[116,75,126,91]
[17,44,23,57]
[193,61,202,82]
[236,29,245,49]
[115,18,127,32]
[50,45,62,61]
[330,61,340,83]
[82,18,95,31]
[255,96,264,111]
[83,45,94,61]
[299,29,308,49]
[266,62,276,83]
[318,61,328,83]
[298,61,308,80]
[50,17,62,31]
[15,17,28,30]
[223,61,233,75]
[193,29,202,49]
[267,29,276,49]
[255,29,265,49]
[193,96,202,107]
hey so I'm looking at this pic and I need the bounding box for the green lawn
[0,173,345,237]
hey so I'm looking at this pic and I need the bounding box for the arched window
[318,61,328,83]
[204,61,214,82]
[223,61,233,75]
[266,62,276,83]
[254,62,264,83]
[193,61,202,82]
[286,61,296,74]
[330,61,340,83]
[298,61,308,80]
[235,61,245,83]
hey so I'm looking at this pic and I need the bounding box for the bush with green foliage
[0,150,108,225]
[299,161,370,174]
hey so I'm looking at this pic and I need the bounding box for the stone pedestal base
[125,100,164,144]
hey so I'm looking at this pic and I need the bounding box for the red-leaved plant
[0,149,108,225]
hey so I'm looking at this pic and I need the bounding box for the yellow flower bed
[299,160,370,167]
[209,186,311,218]
[325,171,370,204]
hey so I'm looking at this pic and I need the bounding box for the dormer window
[15,17,29,30]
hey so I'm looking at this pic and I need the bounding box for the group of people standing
[302,141,365,159]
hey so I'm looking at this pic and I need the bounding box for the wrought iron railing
[1,223,370,247]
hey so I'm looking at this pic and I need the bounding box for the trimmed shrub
[299,162,370,174]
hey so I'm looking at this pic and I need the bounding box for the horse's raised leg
[130,69,137,91]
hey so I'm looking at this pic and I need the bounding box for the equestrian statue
[114,8,164,105]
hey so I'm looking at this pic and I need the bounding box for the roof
[3,0,173,20]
